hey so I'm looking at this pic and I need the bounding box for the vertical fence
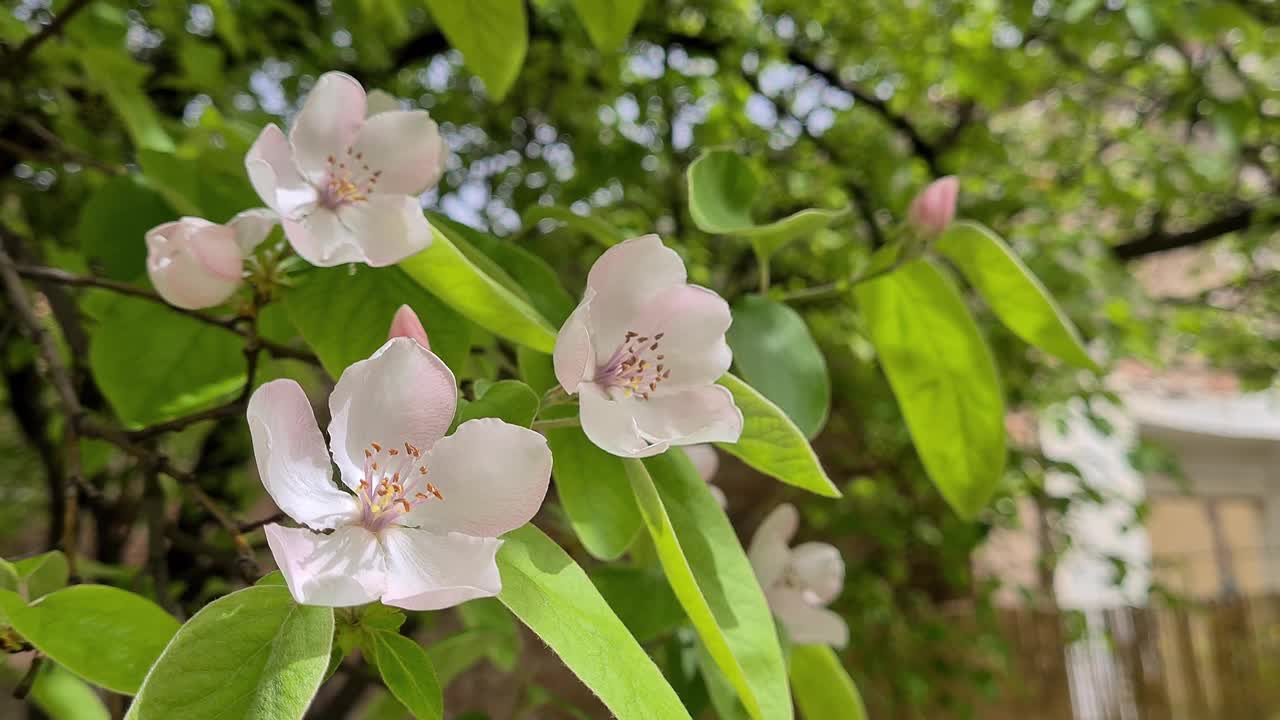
[980,596,1280,720]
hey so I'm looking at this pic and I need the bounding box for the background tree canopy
[0,0,1276,718]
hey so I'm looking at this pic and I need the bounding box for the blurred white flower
[748,503,848,648]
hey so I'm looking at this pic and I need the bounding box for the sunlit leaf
[571,0,645,52]
[935,221,1098,371]
[628,455,792,720]
[422,0,527,100]
[855,259,1006,518]
[126,586,332,719]
[790,644,868,720]
[0,585,179,695]
[401,225,557,353]
[716,374,839,498]
[496,525,691,719]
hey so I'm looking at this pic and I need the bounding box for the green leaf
[854,259,1006,519]
[89,295,245,427]
[934,221,1098,371]
[126,586,333,719]
[422,0,527,100]
[517,345,558,395]
[458,598,522,671]
[590,566,684,643]
[368,630,444,720]
[457,379,539,428]
[459,223,576,324]
[687,149,846,256]
[545,426,642,560]
[286,264,471,377]
[0,559,17,593]
[29,663,111,720]
[76,176,175,281]
[571,0,645,52]
[139,148,260,223]
[1125,1,1158,39]
[496,525,691,720]
[12,550,70,600]
[78,48,174,152]
[790,644,868,720]
[522,205,625,247]
[715,374,839,498]
[401,225,558,353]
[427,629,493,686]
[628,455,792,720]
[0,585,179,695]
[727,296,830,438]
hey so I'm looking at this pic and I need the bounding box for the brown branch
[11,263,319,364]
[4,0,93,70]
[1111,204,1264,260]
[784,49,943,177]
[1,244,260,583]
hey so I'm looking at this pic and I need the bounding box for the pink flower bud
[907,176,959,238]
[145,218,245,310]
[387,304,430,349]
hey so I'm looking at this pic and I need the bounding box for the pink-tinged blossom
[249,338,551,609]
[387,304,430,350]
[553,235,743,458]
[245,72,446,268]
[145,209,277,310]
[748,504,848,648]
[906,175,959,238]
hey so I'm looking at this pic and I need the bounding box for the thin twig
[239,512,285,533]
[61,428,81,582]
[11,654,44,700]
[12,263,319,364]
[5,0,94,70]
[777,254,912,304]
[143,464,173,613]
[126,398,246,441]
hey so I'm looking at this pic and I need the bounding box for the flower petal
[632,384,743,447]
[328,338,457,489]
[246,124,312,215]
[289,72,367,182]
[789,542,845,605]
[335,194,432,266]
[907,175,959,238]
[264,524,386,607]
[578,384,669,458]
[399,418,551,536]
[768,588,849,648]
[584,235,687,358]
[227,208,279,254]
[282,211,364,267]
[145,220,242,310]
[379,528,502,611]
[247,380,360,528]
[387,304,430,349]
[553,289,596,393]
[748,503,798,589]
[629,284,733,389]
[352,110,446,195]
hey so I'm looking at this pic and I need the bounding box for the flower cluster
[144,72,446,309]
[141,70,860,631]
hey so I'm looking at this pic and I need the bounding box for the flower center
[594,330,671,400]
[356,440,443,532]
[317,147,383,209]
